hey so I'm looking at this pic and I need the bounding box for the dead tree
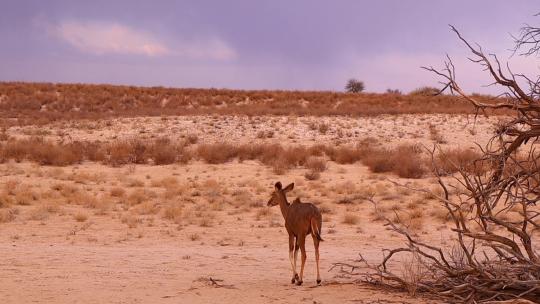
[333,23,540,303]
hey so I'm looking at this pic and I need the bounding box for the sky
[1,0,539,93]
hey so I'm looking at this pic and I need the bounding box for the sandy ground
[0,221,436,304]
[0,159,452,303]
[0,114,519,303]
[7,114,502,148]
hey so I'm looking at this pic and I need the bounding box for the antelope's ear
[275,182,282,190]
[283,183,294,192]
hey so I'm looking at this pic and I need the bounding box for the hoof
[291,278,296,284]
[316,279,321,285]
[296,280,303,286]
[291,274,299,284]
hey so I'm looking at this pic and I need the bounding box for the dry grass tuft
[429,206,451,222]
[434,148,483,175]
[330,145,368,164]
[121,213,142,228]
[0,191,14,208]
[255,207,272,220]
[134,201,160,215]
[110,187,126,197]
[0,207,18,223]
[127,189,154,205]
[0,137,83,166]
[74,212,88,222]
[107,140,147,166]
[342,213,360,225]
[197,143,237,164]
[162,203,183,223]
[151,177,178,188]
[304,170,321,181]
[362,144,427,178]
[305,156,327,172]
[429,124,447,144]
[401,252,426,296]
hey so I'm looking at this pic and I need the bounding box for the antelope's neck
[278,196,289,219]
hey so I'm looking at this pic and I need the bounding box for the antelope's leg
[293,240,300,282]
[313,236,321,285]
[297,235,307,286]
[289,235,296,283]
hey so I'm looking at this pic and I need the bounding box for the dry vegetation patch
[0,82,506,125]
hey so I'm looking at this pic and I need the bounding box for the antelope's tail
[311,217,323,242]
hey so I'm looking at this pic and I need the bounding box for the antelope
[267,181,323,286]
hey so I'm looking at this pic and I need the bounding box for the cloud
[55,21,170,56]
[53,20,236,60]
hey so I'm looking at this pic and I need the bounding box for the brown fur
[267,182,323,285]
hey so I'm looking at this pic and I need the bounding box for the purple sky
[1,0,539,93]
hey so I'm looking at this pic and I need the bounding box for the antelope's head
[267,181,294,207]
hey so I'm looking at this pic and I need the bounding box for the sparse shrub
[84,142,106,162]
[271,160,288,175]
[127,189,149,205]
[434,148,483,175]
[0,137,82,166]
[74,212,88,222]
[362,149,395,173]
[197,143,237,164]
[0,192,13,208]
[255,208,271,220]
[332,146,367,164]
[199,216,214,227]
[121,213,141,228]
[0,208,18,223]
[0,129,8,141]
[110,187,126,197]
[107,141,136,166]
[150,139,178,165]
[135,201,159,215]
[409,86,440,96]
[151,177,178,188]
[162,204,183,223]
[305,156,327,172]
[392,146,427,179]
[1,139,31,162]
[429,206,450,222]
[186,134,198,145]
[30,141,82,166]
[401,251,426,296]
[304,170,321,181]
[362,144,427,178]
[318,123,329,134]
[428,124,446,144]
[343,213,360,225]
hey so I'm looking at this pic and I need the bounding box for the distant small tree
[386,88,402,95]
[345,79,365,93]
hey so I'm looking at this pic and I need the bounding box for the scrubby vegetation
[0,82,506,126]
[0,135,481,179]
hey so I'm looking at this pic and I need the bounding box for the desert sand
[0,114,513,303]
